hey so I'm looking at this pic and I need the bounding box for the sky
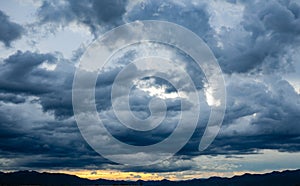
[0,0,300,181]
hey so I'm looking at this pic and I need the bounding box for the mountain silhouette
[0,169,300,186]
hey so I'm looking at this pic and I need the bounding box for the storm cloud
[0,0,299,173]
[213,0,300,73]
[0,10,23,47]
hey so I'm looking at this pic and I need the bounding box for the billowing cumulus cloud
[212,0,300,73]
[37,0,128,36]
[201,74,300,155]
[0,0,299,175]
[125,0,212,38]
[0,51,75,119]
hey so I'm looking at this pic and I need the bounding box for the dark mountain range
[0,169,299,186]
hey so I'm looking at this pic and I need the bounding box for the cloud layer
[0,0,299,173]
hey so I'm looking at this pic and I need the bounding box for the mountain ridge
[0,169,300,185]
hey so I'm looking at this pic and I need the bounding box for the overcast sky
[0,0,300,181]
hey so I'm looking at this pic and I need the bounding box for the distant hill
[0,169,300,186]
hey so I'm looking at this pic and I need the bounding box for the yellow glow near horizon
[2,168,296,181]
[47,169,165,181]
[39,169,283,181]
[3,150,300,181]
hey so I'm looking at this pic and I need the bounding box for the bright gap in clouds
[38,60,57,71]
[133,77,182,99]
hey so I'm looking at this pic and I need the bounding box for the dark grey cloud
[37,0,128,36]
[0,93,25,104]
[0,10,24,47]
[205,75,300,154]
[0,0,300,173]
[177,73,300,156]
[126,0,212,40]
[122,0,300,154]
[0,105,110,170]
[125,0,300,74]
[213,0,300,73]
[0,51,74,119]
[0,51,56,94]
[0,50,110,169]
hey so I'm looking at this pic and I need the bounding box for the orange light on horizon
[47,169,165,181]
[2,168,292,181]
[41,169,278,181]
